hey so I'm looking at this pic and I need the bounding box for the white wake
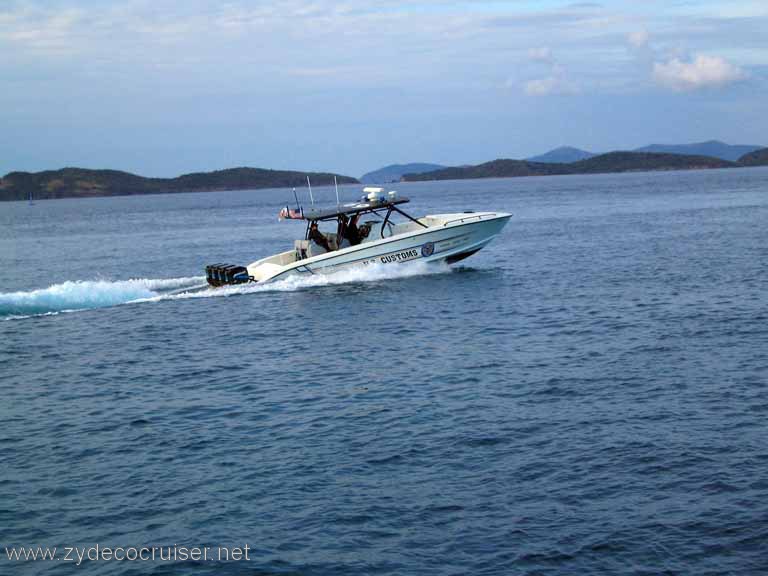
[1,261,451,319]
[142,261,452,302]
[0,277,204,318]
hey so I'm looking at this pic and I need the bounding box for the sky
[2,0,767,177]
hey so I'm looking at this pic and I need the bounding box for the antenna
[307,176,314,206]
[334,176,340,205]
[292,188,301,211]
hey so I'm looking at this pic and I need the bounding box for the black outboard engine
[205,263,253,287]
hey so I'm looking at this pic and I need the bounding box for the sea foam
[1,261,451,319]
[0,277,204,318]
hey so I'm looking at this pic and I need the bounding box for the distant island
[739,148,768,166]
[521,140,764,164]
[360,163,447,184]
[5,140,768,202]
[634,140,764,162]
[402,149,768,182]
[0,167,359,202]
[526,146,596,164]
[360,140,766,181]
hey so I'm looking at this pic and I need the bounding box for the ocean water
[1,168,767,575]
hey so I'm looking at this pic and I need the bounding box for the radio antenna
[334,176,340,205]
[306,176,314,206]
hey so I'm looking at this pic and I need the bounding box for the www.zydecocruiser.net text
[4,544,251,566]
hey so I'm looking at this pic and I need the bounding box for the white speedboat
[205,187,511,286]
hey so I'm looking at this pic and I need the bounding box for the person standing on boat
[337,214,349,246]
[344,213,362,246]
[308,221,332,252]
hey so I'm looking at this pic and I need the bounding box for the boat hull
[249,212,511,283]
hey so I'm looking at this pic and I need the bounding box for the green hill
[526,146,596,163]
[738,148,768,166]
[402,152,735,182]
[360,163,446,183]
[569,151,735,173]
[635,140,763,162]
[0,167,358,202]
[402,159,567,181]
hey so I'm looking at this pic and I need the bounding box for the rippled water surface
[2,168,767,575]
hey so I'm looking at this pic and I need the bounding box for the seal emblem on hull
[421,242,435,257]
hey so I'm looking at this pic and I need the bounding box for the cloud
[519,49,577,96]
[653,54,746,91]
[0,6,85,55]
[523,77,557,95]
[627,29,649,48]
[524,69,578,96]
[527,46,553,63]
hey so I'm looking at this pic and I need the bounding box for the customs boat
[205,187,510,286]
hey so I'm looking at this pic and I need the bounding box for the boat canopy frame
[300,197,412,222]
[300,197,428,242]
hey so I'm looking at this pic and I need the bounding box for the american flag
[278,206,304,220]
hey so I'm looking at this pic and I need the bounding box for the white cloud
[520,50,577,96]
[527,46,552,63]
[0,6,85,55]
[627,29,648,48]
[524,73,577,96]
[524,77,558,95]
[653,54,746,91]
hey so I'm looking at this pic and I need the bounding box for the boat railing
[441,213,487,226]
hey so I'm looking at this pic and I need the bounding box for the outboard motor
[205,263,253,287]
